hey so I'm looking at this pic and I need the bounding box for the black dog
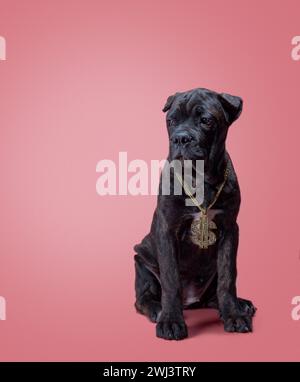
[134,88,256,340]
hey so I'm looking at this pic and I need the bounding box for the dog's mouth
[172,151,206,162]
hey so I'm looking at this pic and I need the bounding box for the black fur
[134,88,256,340]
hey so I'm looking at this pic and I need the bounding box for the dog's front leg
[217,223,253,333]
[155,222,187,340]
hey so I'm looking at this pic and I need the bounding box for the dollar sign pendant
[190,210,217,249]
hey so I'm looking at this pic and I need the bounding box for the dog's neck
[204,145,227,187]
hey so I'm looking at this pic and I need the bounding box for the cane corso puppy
[134,88,256,340]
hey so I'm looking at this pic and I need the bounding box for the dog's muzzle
[170,131,206,160]
[170,131,195,147]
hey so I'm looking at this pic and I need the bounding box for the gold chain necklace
[175,166,229,249]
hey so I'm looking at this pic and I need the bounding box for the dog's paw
[135,300,162,323]
[237,298,257,317]
[223,313,253,333]
[156,317,188,340]
[147,301,162,323]
[219,295,255,333]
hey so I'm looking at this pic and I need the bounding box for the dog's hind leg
[194,274,256,318]
[134,255,162,323]
[202,295,256,318]
[237,298,256,317]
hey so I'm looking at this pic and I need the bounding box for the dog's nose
[171,132,194,146]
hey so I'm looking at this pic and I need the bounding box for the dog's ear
[162,94,176,112]
[219,93,243,125]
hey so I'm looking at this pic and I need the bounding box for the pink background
[0,0,300,361]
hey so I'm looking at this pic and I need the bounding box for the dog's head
[163,88,242,165]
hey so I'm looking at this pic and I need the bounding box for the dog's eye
[167,119,176,127]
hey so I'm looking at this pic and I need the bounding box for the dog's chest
[179,209,222,306]
[190,209,222,222]
[181,208,223,242]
